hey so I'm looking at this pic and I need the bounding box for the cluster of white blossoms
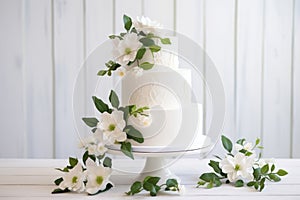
[58,159,112,195]
[198,135,287,191]
[79,110,127,156]
[112,16,163,78]
[219,140,274,183]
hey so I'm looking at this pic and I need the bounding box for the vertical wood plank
[204,0,236,154]
[23,0,54,158]
[176,0,204,46]
[143,0,174,31]
[54,0,84,158]
[85,0,114,111]
[115,0,142,33]
[263,0,293,157]
[292,0,300,158]
[0,0,25,158]
[236,0,263,143]
[176,0,206,135]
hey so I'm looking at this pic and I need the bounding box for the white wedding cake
[121,39,203,150]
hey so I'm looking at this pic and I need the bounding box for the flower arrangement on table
[197,135,288,191]
[52,14,288,197]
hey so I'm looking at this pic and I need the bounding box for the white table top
[0,158,299,199]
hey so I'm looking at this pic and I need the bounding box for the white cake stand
[107,135,212,183]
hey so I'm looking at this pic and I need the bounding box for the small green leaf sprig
[98,14,171,76]
[126,176,182,196]
[197,135,288,191]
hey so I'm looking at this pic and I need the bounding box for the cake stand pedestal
[107,135,212,183]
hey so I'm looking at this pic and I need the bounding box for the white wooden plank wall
[0,0,299,158]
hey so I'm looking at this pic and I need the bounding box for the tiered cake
[121,42,203,149]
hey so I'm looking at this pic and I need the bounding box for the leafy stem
[126,176,181,196]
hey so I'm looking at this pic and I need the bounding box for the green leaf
[52,188,70,194]
[166,179,178,188]
[207,181,213,189]
[125,125,144,143]
[103,157,112,168]
[123,14,132,31]
[121,142,134,159]
[82,117,99,127]
[247,181,256,187]
[253,168,261,180]
[255,138,260,146]
[259,177,266,192]
[144,176,160,185]
[92,96,110,113]
[54,177,63,186]
[254,182,259,190]
[200,173,220,182]
[97,70,107,76]
[160,38,171,44]
[208,160,221,174]
[119,106,130,122]
[109,90,120,109]
[277,169,288,176]
[197,181,206,186]
[55,167,69,172]
[136,47,146,60]
[149,45,161,52]
[221,135,233,153]
[271,164,275,172]
[261,164,269,174]
[268,174,281,182]
[83,150,89,165]
[143,182,157,196]
[139,38,155,46]
[245,151,253,156]
[69,157,78,167]
[236,138,245,145]
[128,181,142,195]
[139,62,154,70]
[235,180,244,187]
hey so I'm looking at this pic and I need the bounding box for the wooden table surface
[0,158,299,199]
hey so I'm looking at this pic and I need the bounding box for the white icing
[119,36,203,148]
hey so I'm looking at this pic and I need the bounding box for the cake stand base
[137,157,180,183]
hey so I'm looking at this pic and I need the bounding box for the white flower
[59,162,85,192]
[235,142,254,153]
[220,152,255,182]
[116,66,127,77]
[178,185,186,195]
[85,159,113,194]
[133,16,163,34]
[112,33,142,66]
[98,110,127,145]
[78,129,108,156]
[131,66,143,77]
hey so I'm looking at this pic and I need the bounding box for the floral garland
[52,15,179,195]
[197,135,288,191]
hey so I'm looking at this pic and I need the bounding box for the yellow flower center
[119,71,125,77]
[125,47,132,55]
[96,176,104,185]
[72,176,78,184]
[234,164,240,171]
[108,124,116,131]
